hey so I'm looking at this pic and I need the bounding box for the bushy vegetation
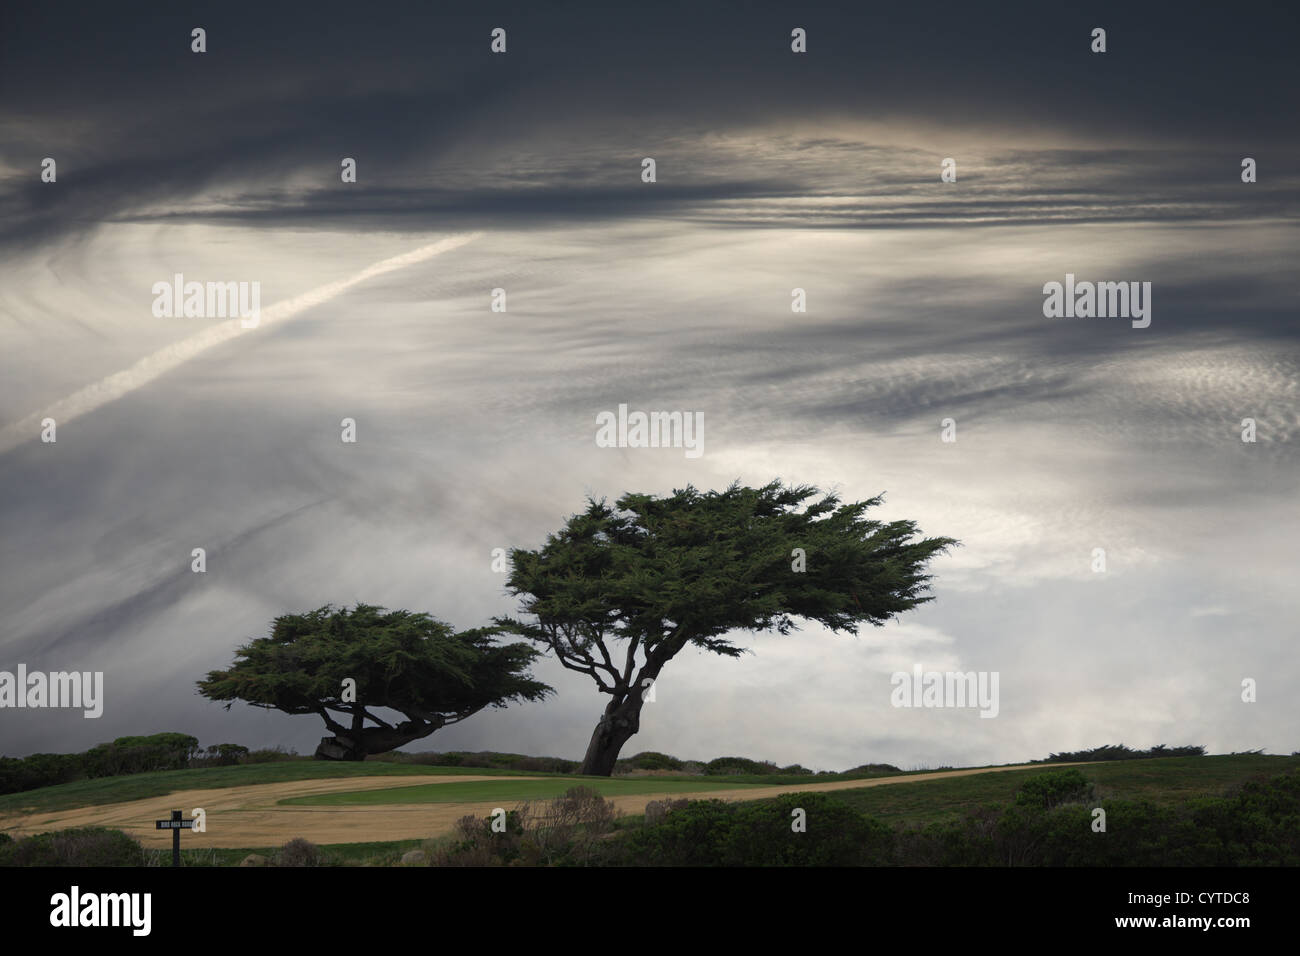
[82,733,202,776]
[1040,743,1205,763]
[0,751,83,794]
[0,733,199,795]
[615,751,684,773]
[844,763,903,775]
[619,793,893,866]
[1014,769,1095,809]
[0,827,145,867]
[609,768,1300,866]
[895,772,1300,865]
[0,734,300,796]
[369,750,580,774]
[704,756,781,776]
[238,745,301,764]
[426,786,620,866]
[273,837,329,867]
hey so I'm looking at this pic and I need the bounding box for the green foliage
[621,793,892,866]
[610,767,1300,868]
[726,795,892,865]
[197,603,553,757]
[618,751,684,772]
[705,756,780,776]
[500,480,957,661]
[1015,769,1095,809]
[241,746,300,764]
[0,732,204,795]
[896,769,1300,865]
[83,733,200,777]
[1182,771,1300,865]
[496,482,956,773]
[845,763,903,775]
[621,799,732,866]
[1041,743,1205,763]
[373,750,580,773]
[0,752,84,795]
[0,827,145,867]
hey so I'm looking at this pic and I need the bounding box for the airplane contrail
[0,232,482,456]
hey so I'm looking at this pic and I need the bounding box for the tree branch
[316,706,347,736]
[586,623,626,692]
[360,708,393,730]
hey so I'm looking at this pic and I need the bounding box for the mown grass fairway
[0,759,926,815]
[280,776,768,806]
[0,760,553,815]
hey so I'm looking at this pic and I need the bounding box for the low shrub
[273,837,326,867]
[432,787,620,866]
[644,798,689,825]
[242,745,300,764]
[190,743,251,767]
[0,827,145,867]
[1015,769,1095,809]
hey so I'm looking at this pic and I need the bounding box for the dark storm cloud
[2,1,1297,248]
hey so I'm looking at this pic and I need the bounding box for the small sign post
[155,809,194,867]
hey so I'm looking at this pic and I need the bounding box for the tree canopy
[496,480,956,774]
[197,603,552,760]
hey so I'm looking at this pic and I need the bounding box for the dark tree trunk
[578,693,645,776]
[577,638,684,775]
[313,717,442,761]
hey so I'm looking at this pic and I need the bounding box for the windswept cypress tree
[198,604,552,760]
[496,481,956,776]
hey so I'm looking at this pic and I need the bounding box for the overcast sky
[1,2,1297,769]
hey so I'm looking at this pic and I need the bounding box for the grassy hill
[824,753,1300,826]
